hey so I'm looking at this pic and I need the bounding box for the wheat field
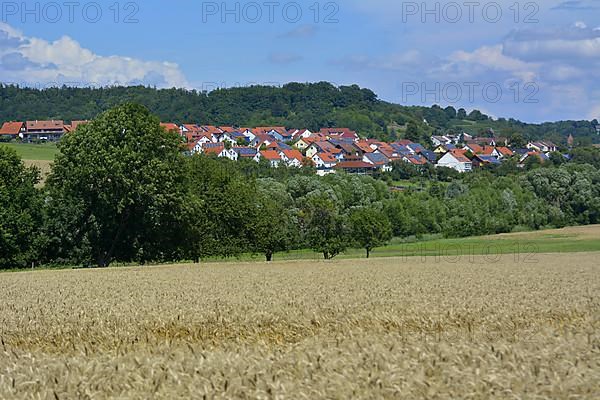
[0,253,599,399]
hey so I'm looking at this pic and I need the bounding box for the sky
[1,0,600,123]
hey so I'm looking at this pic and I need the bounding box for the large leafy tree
[44,103,189,267]
[302,193,349,260]
[0,147,42,269]
[250,179,298,261]
[349,207,392,258]
[186,155,257,260]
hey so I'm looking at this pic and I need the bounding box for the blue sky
[1,0,600,123]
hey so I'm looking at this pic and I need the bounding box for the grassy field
[0,252,598,398]
[240,225,600,262]
[0,143,57,184]
[0,142,59,161]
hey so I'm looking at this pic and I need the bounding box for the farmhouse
[24,120,65,142]
[0,121,25,140]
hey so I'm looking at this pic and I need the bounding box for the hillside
[1,83,598,145]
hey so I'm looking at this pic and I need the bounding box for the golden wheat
[0,253,599,399]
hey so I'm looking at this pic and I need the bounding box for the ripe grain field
[1,254,599,399]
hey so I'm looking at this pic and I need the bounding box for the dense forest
[2,104,600,269]
[1,83,599,145]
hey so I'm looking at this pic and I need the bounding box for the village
[0,119,563,175]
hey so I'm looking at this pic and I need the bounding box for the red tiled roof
[448,149,471,163]
[260,150,282,161]
[354,141,374,153]
[497,147,513,156]
[316,152,337,163]
[160,123,179,133]
[26,120,64,131]
[203,143,225,155]
[282,149,303,161]
[0,121,24,135]
[465,144,483,154]
[480,146,496,156]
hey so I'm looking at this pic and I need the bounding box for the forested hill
[1,82,598,145]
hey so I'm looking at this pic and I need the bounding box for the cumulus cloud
[0,22,188,88]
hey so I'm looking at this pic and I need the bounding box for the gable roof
[496,146,514,157]
[0,121,24,135]
[447,149,471,163]
[203,143,225,155]
[260,150,282,161]
[281,149,303,161]
[314,152,338,163]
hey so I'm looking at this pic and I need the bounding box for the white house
[218,148,239,161]
[312,152,338,170]
[436,150,473,173]
[279,149,304,168]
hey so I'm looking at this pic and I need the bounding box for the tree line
[1,104,600,269]
[1,83,598,145]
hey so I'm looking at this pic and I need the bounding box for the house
[335,161,377,175]
[463,143,484,154]
[0,121,25,140]
[312,152,338,172]
[363,152,392,172]
[234,147,258,160]
[289,129,313,141]
[472,154,502,167]
[294,137,316,152]
[25,120,65,141]
[375,145,401,161]
[255,150,282,167]
[240,128,256,142]
[436,149,473,173]
[354,140,374,154]
[419,150,438,163]
[527,141,557,153]
[306,141,337,159]
[496,147,514,159]
[202,142,226,156]
[403,154,428,166]
[279,149,304,167]
[431,135,449,147]
[434,144,456,153]
[218,147,239,161]
[520,151,549,165]
[320,128,359,141]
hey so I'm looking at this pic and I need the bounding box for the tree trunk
[323,251,329,260]
[366,248,371,259]
[266,251,273,262]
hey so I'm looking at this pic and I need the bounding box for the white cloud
[0,23,188,88]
